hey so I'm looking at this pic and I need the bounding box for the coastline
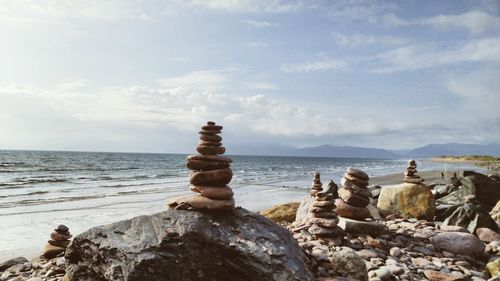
[0,167,473,262]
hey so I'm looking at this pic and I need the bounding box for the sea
[0,150,481,260]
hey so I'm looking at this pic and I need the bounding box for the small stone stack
[404,159,424,184]
[167,121,235,211]
[42,225,72,259]
[308,180,341,239]
[309,172,323,196]
[335,167,372,220]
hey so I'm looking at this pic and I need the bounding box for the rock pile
[335,167,372,220]
[42,225,72,259]
[308,179,341,240]
[404,159,424,184]
[167,121,235,211]
[310,172,323,196]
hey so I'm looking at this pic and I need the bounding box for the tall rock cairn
[335,167,372,220]
[307,179,340,238]
[167,121,235,210]
[310,172,323,196]
[403,159,424,184]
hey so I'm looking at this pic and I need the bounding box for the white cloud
[447,67,500,116]
[281,58,349,73]
[158,70,229,91]
[245,82,280,90]
[384,11,500,34]
[240,19,278,28]
[331,32,408,47]
[371,37,500,73]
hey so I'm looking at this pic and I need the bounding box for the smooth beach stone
[338,188,370,207]
[198,140,222,147]
[48,239,71,248]
[335,199,371,220]
[196,145,225,155]
[57,225,69,232]
[51,231,72,241]
[198,129,221,135]
[42,244,65,259]
[347,167,369,181]
[309,224,336,236]
[190,168,233,186]
[186,159,230,171]
[201,124,223,131]
[343,174,369,188]
[190,185,234,200]
[313,200,335,207]
[316,194,335,201]
[349,187,372,198]
[167,194,235,210]
[199,134,222,142]
[403,178,424,184]
[313,211,338,218]
[187,154,232,163]
[309,217,339,228]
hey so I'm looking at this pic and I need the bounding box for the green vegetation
[435,155,500,161]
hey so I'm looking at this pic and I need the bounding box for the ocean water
[0,150,480,260]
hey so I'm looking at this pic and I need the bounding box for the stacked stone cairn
[42,224,72,259]
[404,159,424,184]
[309,172,323,196]
[167,121,235,210]
[307,178,341,239]
[335,167,372,220]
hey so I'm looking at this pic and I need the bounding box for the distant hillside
[405,143,500,157]
[294,145,398,159]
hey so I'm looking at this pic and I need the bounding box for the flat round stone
[167,194,235,210]
[335,198,371,220]
[338,188,370,207]
[196,145,225,155]
[344,173,369,188]
[48,240,71,248]
[347,167,369,181]
[199,134,222,142]
[51,231,72,241]
[308,217,339,228]
[187,159,230,171]
[190,168,233,186]
[202,124,223,131]
[313,200,335,207]
[190,185,234,200]
[312,211,338,218]
[199,129,221,135]
[187,154,232,163]
[308,224,337,235]
[198,140,222,147]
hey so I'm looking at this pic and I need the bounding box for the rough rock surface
[260,202,300,223]
[294,196,314,227]
[377,183,435,220]
[329,247,368,281]
[65,208,314,281]
[430,232,486,258]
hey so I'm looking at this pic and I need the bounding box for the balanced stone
[168,121,235,211]
[42,224,72,259]
[335,168,372,220]
[306,176,341,239]
[309,172,323,196]
[190,185,234,200]
[403,159,424,184]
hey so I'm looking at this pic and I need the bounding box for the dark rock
[0,257,28,272]
[65,208,313,281]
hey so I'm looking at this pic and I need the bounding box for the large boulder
[377,183,435,220]
[430,232,485,258]
[260,202,300,223]
[65,208,314,281]
[293,196,314,227]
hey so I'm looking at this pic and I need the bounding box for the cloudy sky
[0,0,499,153]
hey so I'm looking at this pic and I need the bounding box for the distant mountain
[405,143,500,157]
[229,143,500,159]
[294,145,398,159]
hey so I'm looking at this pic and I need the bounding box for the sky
[0,0,499,153]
